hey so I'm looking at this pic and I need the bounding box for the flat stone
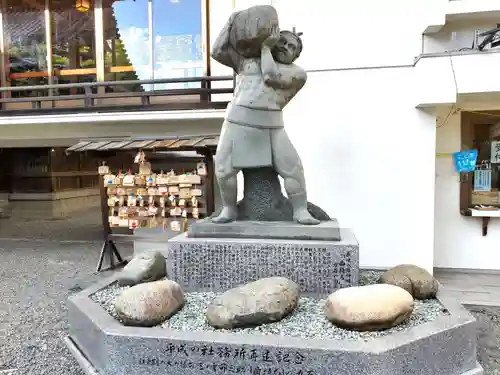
[188,219,341,241]
[206,277,300,329]
[324,284,414,331]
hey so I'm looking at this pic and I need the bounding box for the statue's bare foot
[293,209,321,225]
[211,207,238,224]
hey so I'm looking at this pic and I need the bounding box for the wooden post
[203,149,215,216]
[96,173,125,272]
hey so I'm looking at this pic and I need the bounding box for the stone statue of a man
[211,13,320,226]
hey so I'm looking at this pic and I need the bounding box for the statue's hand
[263,25,280,48]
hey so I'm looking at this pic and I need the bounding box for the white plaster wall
[283,69,436,272]
[447,0,500,19]
[415,51,500,108]
[273,0,500,272]
[271,0,442,70]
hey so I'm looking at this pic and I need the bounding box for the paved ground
[0,211,499,374]
[469,306,500,375]
[0,208,104,242]
[0,239,133,375]
[436,269,500,307]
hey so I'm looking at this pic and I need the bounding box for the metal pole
[202,0,210,77]
[44,0,54,96]
[0,0,8,99]
[94,0,106,98]
[148,0,154,91]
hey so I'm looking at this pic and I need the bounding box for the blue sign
[453,149,478,173]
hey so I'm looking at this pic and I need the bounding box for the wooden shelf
[461,208,500,236]
[469,208,500,218]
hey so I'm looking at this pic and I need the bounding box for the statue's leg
[271,128,320,225]
[212,120,239,223]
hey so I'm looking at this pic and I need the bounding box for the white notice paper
[474,169,492,192]
[491,141,500,163]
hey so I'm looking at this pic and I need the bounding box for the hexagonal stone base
[66,276,483,375]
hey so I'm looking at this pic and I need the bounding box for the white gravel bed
[90,271,447,341]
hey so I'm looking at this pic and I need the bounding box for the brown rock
[379,264,438,299]
[114,279,184,327]
[324,284,414,331]
[206,277,300,329]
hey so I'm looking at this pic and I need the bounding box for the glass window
[103,0,151,92]
[4,1,48,98]
[50,2,97,95]
[152,0,204,90]
[0,0,210,107]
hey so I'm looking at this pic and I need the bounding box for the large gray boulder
[114,279,184,327]
[206,277,300,329]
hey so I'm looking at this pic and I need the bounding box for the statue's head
[272,30,303,64]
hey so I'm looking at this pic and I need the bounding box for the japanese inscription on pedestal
[138,344,316,375]
[174,242,356,294]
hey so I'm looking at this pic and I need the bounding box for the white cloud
[118,26,152,81]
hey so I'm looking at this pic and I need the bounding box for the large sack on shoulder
[229,5,279,57]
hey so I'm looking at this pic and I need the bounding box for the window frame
[0,0,211,99]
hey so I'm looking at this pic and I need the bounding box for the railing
[0,75,234,116]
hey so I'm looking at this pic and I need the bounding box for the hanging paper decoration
[491,141,500,163]
[98,162,110,175]
[197,161,207,176]
[453,149,478,173]
[474,169,492,192]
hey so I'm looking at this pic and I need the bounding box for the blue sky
[113,0,202,46]
[112,0,203,87]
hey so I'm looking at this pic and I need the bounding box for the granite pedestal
[188,219,341,241]
[166,228,357,295]
[66,276,483,375]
